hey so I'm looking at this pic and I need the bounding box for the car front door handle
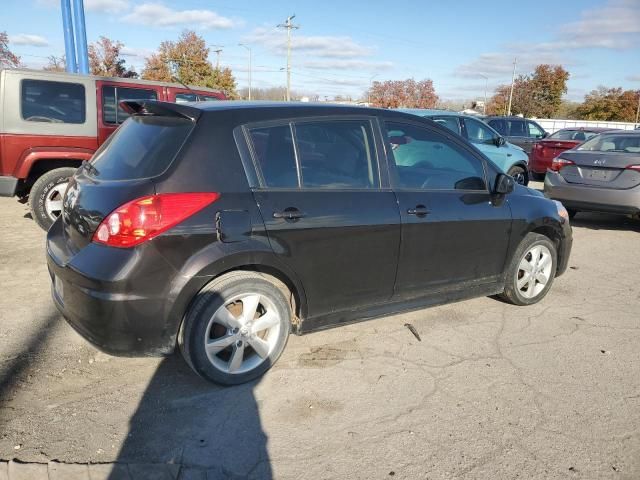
[273,209,306,220]
[407,205,430,216]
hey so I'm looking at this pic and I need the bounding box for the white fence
[535,118,638,133]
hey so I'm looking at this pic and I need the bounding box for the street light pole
[479,74,488,115]
[278,15,298,101]
[507,58,517,116]
[238,43,252,100]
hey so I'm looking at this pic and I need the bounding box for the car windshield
[549,130,599,141]
[577,134,640,153]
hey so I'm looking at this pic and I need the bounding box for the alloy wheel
[44,182,68,221]
[516,244,552,299]
[204,293,281,375]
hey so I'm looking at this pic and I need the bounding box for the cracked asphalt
[0,184,639,479]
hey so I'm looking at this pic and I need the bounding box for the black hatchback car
[47,101,572,385]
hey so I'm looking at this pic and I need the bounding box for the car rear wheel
[500,233,557,306]
[567,209,577,219]
[29,167,77,231]
[507,165,529,186]
[179,271,292,385]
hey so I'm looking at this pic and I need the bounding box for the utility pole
[211,46,223,69]
[479,74,488,115]
[507,58,517,116]
[238,43,252,100]
[278,15,298,101]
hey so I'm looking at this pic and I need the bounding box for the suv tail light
[93,193,220,248]
[625,165,640,172]
[550,157,574,172]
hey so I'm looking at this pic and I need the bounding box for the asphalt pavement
[0,184,639,479]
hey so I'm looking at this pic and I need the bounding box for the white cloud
[9,34,49,47]
[120,46,155,59]
[246,28,373,59]
[86,0,129,13]
[122,3,238,30]
[559,0,640,49]
[627,75,640,82]
[455,51,569,79]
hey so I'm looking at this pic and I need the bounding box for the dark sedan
[544,131,640,218]
[485,116,548,154]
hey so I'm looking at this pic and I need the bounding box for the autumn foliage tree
[574,87,640,122]
[43,55,65,72]
[368,78,438,108]
[487,64,569,117]
[89,36,137,78]
[1,31,21,68]
[142,30,237,98]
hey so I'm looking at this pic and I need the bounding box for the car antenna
[171,76,200,99]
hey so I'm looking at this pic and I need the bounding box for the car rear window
[88,116,194,180]
[21,79,86,124]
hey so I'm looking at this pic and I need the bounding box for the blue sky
[4,0,640,102]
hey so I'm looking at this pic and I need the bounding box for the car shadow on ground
[109,355,272,479]
[570,212,640,232]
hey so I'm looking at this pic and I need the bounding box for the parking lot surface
[0,185,639,479]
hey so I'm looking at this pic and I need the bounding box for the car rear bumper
[0,176,18,197]
[544,171,640,215]
[46,219,179,357]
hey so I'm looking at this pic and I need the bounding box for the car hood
[514,183,544,198]
[506,142,525,152]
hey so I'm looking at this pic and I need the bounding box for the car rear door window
[21,79,86,124]
[488,119,507,135]
[385,122,486,191]
[175,93,199,103]
[248,125,298,188]
[294,120,378,189]
[431,116,461,135]
[102,86,158,124]
[508,120,527,137]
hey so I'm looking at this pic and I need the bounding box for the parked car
[0,68,226,230]
[400,109,530,185]
[544,131,640,218]
[485,116,548,155]
[529,128,616,180]
[47,101,572,385]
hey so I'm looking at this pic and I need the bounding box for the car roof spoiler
[119,100,202,122]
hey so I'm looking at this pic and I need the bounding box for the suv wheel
[29,167,77,231]
[180,271,291,385]
[500,233,557,306]
[507,165,528,186]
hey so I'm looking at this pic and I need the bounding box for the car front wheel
[500,233,557,306]
[507,165,529,186]
[179,271,292,385]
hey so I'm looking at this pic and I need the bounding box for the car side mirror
[494,136,506,147]
[494,173,515,195]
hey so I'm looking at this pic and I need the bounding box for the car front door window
[386,122,486,191]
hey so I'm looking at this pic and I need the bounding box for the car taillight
[625,165,640,172]
[550,157,574,172]
[93,192,220,248]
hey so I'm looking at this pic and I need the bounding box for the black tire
[507,165,529,186]
[179,271,292,385]
[531,171,546,182]
[567,209,577,219]
[500,233,558,306]
[29,167,76,231]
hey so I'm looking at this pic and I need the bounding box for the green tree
[142,30,237,97]
[575,86,640,122]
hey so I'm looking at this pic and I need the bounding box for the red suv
[529,128,616,180]
[0,68,225,229]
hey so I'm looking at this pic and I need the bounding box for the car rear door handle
[273,209,306,220]
[407,205,430,216]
